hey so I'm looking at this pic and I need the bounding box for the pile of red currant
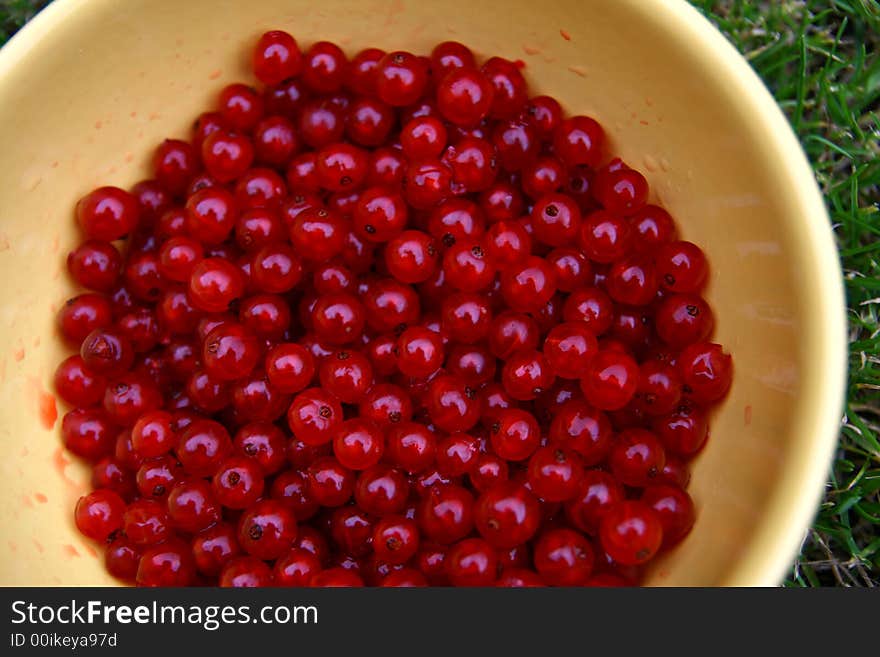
[55,31,732,587]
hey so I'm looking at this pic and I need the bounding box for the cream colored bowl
[0,0,846,586]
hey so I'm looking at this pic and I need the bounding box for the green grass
[690,0,880,588]
[2,0,878,586]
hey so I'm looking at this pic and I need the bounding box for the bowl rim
[0,0,848,586]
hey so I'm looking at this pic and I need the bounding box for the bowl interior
[0,0,845,585]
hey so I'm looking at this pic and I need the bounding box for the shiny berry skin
[237,499,297,560]
[186,369,232,413]
[201,131,254,183]
[446,343,496,386]
[534,528,594,586]
[655,293,714,348]
[252,117,298,167]
[311,293,366,345]
[488,311,539,360]
[678,342,732,404]
[641,484,696,547]
[523,96,563,141]
[527,446,583,502]
[131,410,175,458]
[157,236,203,283]
[234,167,287,209]
[579,210,632,263]
[469,452,509,493]
[265,343,315,393]
[608,256,659,307]
[288,387,343,446]
[594,167,649,216]
[500,256,557,313]
[212,457,265,509]
[364,280,421,334]
[545,248,590,293]
[501,349,554,401]
[635,360,682,416]
[153,139,198,196]
[316,142,368,192]
[652,404,709,457]
[251,243,303,293]
[403,159,453,209]
[355,465,410,515]
[310,568,364,587]
[239,294,291,340]
[548,401,611,466]
[103,373,163,426]
[289,207,347,260]
[136,539,196,587]
[353,187,408,242]
[609,428,666,487]
[386,422,437,473]
[185,187,237,245]
[345,47,385,96]
[333,418,384,470]
[54,355,107,407]
[430,41,476,78]
[417,484,474,545]
[531,193,581,247]
[489,408,540,461]
[177,419,232,477]
[59,294,113,344]
[192,523,241,576]
[380,568,428,587]
[272,547,321,586]
[105,538,140,581]
[435,432,480,478]
[318,350,373,404]
[376,51,428,106]
[447,538,497,586]
[480,57,527,119]
[385,230,439,284]
[543,322,599,379]
[599,501,663,566]
[220,556,273,587]
[91,456,135,499]
[401,116,448,159]
[443,137,498,193]
[581,349,639,411]
[135,455,182,500]
[553,116,604,167]
[563,287,614,335]
[485,220,531,268]
[655,241,708,294]
[396,326,444,378]
[219,83,264,132]
[437,67,494,127]
[372,515,420,565]
[474,482,541,548]
[426,375,480,432]
[166,478,221,532]
[67,240,122,292]
[76,186,140,241]
[74,489,125,541]
[440,292,491,344]
[428,198,486,246]
[359,383,413,427]
[443,239,494,292]
[202,322,260,381]
[188,257,245,312]
[253,30,302,85]
[565,470,625,534]
[307,456,355,507]
[122,499,170,546]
